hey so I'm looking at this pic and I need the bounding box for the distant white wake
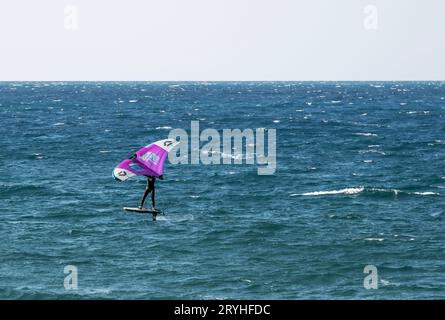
[290,187,365,196]
[290,187,439,197]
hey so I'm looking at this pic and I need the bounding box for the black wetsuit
[140,177,155,209]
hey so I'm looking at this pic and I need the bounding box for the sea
[0,82,444,299]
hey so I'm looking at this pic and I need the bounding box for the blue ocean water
[0,82,444,299]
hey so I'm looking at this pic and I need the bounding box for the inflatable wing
[113,139,179,182]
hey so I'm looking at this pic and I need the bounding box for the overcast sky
[0,0,444,81]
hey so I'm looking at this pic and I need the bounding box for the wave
[291,187,364,196]
[359,149,386,155]
[290,187,440,197]
[364,238,385,242]
[413,192,439,196]
[0,184,49,197]
[0,287,112,299]
[354,132,378,137]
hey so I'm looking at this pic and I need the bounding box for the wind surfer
[139,176,156,210]
[139,175,164,210]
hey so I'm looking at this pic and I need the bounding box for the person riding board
[139,175,163,210]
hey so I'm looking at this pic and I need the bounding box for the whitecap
[291,187,364,196]
[430,212,442,218]
[380,279,390,286]
[354,133,377,137]
[128,99,138,103]
[368,188,400,195]
[273,120,280,123]
[81,288,112,295]
[413,192,439,196]
[359,150,386,155]
[53,122,64,126]
[364,238,384,242]
[155,126,172,130]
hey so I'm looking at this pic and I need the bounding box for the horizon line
[1,80,445,83]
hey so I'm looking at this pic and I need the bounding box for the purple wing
[113,139,178,182]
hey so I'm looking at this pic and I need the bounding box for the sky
[0,0,444,81]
